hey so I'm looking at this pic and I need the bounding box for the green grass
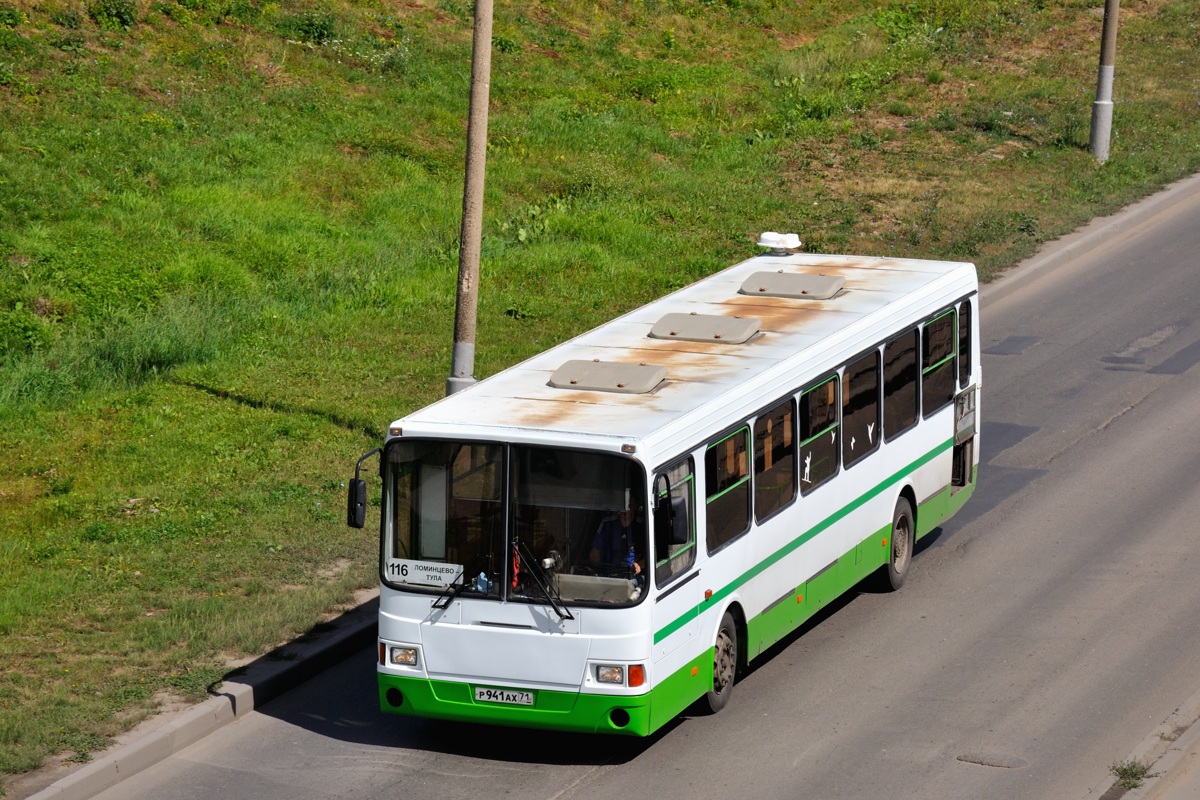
[2,0,1200,785]
[1110,758,1159,790]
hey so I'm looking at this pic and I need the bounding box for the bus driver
[590,504,643,579]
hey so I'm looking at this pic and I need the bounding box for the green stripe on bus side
[654,437,954,645]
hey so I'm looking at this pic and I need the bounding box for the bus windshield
[383,440,648,607]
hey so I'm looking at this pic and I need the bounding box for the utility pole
[447,0,494,396]
[1089,0,1120,163]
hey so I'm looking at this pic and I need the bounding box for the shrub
[0,4,25,27]
[87,0,137,30]
[151,1,191,24]
[50,8,83,28]
[51,31,86,52]
[0,307,50,361]
[276,10,336,44]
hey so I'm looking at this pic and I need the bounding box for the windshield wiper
[431,574,469,610]
[515,541,574,621]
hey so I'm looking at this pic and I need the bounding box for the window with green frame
[706,428,750,553]
[800,376,839,493]
[754,397,797,522]
[922,309,956,417]
[654,458,696,588]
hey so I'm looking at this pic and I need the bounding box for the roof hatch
[549,359,667,394]
[649,312,760,344]
[739,271,845,300]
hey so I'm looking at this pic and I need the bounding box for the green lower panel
[944,476,976,523]
[380,653,712,737]
[854,520,892,579]
[648,649,715,732]
[917,479,976,540]
[748,584,806,658]
[916,486,951,539]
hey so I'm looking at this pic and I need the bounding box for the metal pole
[1089,0,1120,163]
[447,0,494,396]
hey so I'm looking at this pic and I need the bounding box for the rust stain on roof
[717,296,840,329]
[499,389,677,432]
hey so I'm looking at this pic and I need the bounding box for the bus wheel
[705,612,737,713]
[882,497,914,591]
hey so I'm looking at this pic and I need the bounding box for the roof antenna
[757,231,802,256]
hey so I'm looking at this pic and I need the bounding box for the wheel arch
[897,484,918,534]
[719,600,749,674]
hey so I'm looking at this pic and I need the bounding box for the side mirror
[346,447,381,529]
[347,478,368,529]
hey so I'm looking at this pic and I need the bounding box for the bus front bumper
[378,673,652,736]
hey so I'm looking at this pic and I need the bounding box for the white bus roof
[393,250,977,460]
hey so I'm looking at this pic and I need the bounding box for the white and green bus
[347,234,980,736]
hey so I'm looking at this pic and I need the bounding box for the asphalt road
[90,182,1200,800]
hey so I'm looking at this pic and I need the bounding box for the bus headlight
[595,664,645,687]
[596,665,624,684]
[389,646,420,667]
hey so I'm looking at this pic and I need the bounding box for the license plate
[474,687,533,706]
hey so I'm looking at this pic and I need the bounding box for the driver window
[654,458,696,588]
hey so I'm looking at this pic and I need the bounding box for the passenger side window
[654,458,696,588]
[883,330,919,439]
[799,376,838,493]
[922,310,956,417]
[706,428,751,554]
[843,350,880,468]
[754,398,797,522]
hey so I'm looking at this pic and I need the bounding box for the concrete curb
[26,591,378,800]
[1128,684,1200,800]
[981,171,1200,305]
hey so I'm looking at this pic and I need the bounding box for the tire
[881,496,914,591]
[705,612,738,714]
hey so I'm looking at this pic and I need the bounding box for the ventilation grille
[739,271,845,300]
[548,360,667,394]
[649,313,760,344]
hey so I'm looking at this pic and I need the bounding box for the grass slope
[1,0,1199,782]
